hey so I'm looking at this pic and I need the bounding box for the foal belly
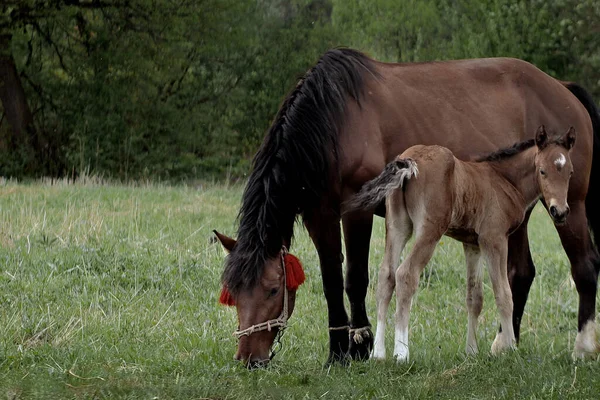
[445,228,479,245]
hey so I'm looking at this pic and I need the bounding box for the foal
[346,126,576,361]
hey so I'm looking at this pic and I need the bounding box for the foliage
[0,0,599,180]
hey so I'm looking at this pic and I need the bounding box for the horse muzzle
[234,329,278,368]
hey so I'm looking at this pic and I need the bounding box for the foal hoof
[465,344,479,356]
[572,322,600,360]
[491,334,516,356]
[349,327,373,361]
[371,345,386,360]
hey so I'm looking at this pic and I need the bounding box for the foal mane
[222,48,379,294]
[475,139,536,162]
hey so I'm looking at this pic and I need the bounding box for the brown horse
[344,126,576,361]
[215,48,600,366]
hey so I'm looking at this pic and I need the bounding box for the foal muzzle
[549,204,570,224]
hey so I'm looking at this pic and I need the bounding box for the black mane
[475,138,536,162]
[222,48,379,294]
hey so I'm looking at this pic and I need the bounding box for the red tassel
[284,253,306,291]
[219,286,235,306]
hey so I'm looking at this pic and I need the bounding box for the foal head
[534,125,576,224]
[214,230,304,367]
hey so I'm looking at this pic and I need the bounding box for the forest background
[1,0,599,181]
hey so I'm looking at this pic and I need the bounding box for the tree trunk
[0,32,35,151]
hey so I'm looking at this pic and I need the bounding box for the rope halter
[233,246,289,339]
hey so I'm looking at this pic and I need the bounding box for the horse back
[339,57,592,201]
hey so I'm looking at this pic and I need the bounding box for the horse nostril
[549,205,558,218]
[565,206,570,216]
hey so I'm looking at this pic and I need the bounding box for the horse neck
[487,147,540,206]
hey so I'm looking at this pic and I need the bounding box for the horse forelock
[221,48,379,294]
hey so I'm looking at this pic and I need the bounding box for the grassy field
[0,180,599,399]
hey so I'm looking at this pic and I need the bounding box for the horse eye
[268,288,279,298]
[540,169,546,176]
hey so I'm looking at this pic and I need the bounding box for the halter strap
[233,247,289,339]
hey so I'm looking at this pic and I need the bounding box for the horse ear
[535,125,548,149]
[562,126,576,149]
[213,230,237,253]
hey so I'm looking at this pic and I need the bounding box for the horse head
[214,230,305,368]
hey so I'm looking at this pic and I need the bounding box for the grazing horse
[215,48,600,366]
[344,126,576,361]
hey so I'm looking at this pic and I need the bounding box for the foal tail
[563,82,600,249]
[344,158,418,212]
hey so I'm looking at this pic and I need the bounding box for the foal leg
[480,237,516,354]
[394,232,440,362]
[553,201,600,358]
[304,206,350,364]
[342,210,375,360]
[372,200,412,360]
[464,243,483,355]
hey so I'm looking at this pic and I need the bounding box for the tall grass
[0,181,598,399]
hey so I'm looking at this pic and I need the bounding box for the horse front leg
[304,208,350,365]
[342,210,375,360]
[554,201,600,359]
[506,208,536,343]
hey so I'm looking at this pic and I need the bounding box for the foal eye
[540,169,546,176]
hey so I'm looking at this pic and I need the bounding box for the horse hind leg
[506,208,536,343]
[372,194,413,360]
[394,230,440,362]
[464,243,484,355]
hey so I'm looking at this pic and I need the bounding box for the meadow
[0,180,599,399]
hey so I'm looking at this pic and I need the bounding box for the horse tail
[344,158,418,212]
[563,82,600,248]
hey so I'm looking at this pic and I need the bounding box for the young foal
[346,126,576,361]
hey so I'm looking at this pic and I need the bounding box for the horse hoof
[349,327,373,361]
[325,350,350,367]
[326,327,350,366]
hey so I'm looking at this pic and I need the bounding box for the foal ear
[535,125,548,149]
[561,126,576,150]
[213,230,237,253]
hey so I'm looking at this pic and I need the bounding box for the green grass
[0,180,598,399]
